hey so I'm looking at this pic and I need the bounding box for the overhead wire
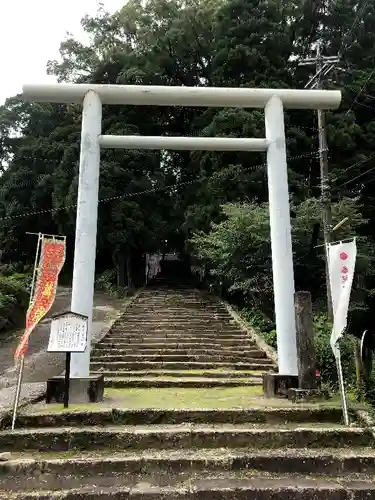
[338,164,375,189]
[345,68,375,115]
[0,149,320,223]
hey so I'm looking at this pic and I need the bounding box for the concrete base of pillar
[263,373,299,398]
[287,387,330,403]
[46,375,104,404]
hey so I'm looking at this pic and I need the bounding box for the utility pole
[298,43,340,320]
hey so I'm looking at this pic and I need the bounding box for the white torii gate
[22,83,341,379]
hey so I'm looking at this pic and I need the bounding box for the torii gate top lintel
[22,83,341,110]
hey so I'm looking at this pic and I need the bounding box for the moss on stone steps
[103,377,262,388]
[91,369,265,378]
[1,472,375,499]
[0,424,372,452]
[90,361,273,371]
[13,406,349,428]
[3,447,375,477]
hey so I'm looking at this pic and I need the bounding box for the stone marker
[294,291,317,390]
[287,291,321,402]
[264,291,318,399]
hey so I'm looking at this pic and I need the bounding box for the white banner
[328,239,357,357]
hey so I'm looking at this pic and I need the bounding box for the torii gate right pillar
[265,95,297,376]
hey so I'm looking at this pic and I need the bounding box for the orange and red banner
[14,237,66,360]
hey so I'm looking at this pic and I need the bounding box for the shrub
[96,269,117,290]
[241,308,356,390]
[313,314,356,390]
[95,269,128,298]
[0,273,30,332]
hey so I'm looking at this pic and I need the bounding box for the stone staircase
[1,287,375,499]
[90,287,274,388]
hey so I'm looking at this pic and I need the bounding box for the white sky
[0,0,126,105]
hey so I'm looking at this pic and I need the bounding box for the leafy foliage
[0,273,30,332]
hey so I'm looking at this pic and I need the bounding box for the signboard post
[47,311,88,408]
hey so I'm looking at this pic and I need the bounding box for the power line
[0,130,321,196]
[330,154,375,183]
[345,68,375,115]
[339,0,372,57]
[338,164,375,189]
[0,149,320,223]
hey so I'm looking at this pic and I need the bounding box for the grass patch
[24,386,369,415]
[26,386,263,414]
[106,386,265,407]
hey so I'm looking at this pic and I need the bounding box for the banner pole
[11,356,25,431]
[336,347,349,425]
[11,233,43,431]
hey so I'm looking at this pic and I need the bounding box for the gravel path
[0,287,127,413]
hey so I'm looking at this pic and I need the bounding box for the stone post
[294,291,317,389]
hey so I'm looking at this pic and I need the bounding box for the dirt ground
[0,287,127,412]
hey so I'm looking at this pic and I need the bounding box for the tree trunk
[116,252,126,287]
[126,253,134,291]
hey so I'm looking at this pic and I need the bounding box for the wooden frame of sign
[47,311,88,408]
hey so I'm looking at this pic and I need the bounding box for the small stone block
[46,375,104,404]
[287,387,331,403]
[263,373,299,398]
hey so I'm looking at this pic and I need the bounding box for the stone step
[128,308,228,312]
[2,476,375,499]
[139,300,202,303]
[90,354,267,362]
[115,317,237,323]
[0,424,371,452]
[13,407,347,428]
[136,295,205,299]
[91,370,266,379]
[106,335,246,343]
[106,332,248,339]
[90,361,273,370]
[106,334,253,346]
[102,337,253,344]
[2,447,375,479]
[129,310,228,315]
[114,320,237,327]
[104,377,262,388]
[15,407,348,428]
[97,342,256,349]
[111,322,243,333]
[123,313,231,318]
[92,348,266,358]
[111,324,242,330]
[122,317,232,322]
[128,300,221,303]
[135,307,223,310]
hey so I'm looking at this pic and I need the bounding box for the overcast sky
[0,0,126,105]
